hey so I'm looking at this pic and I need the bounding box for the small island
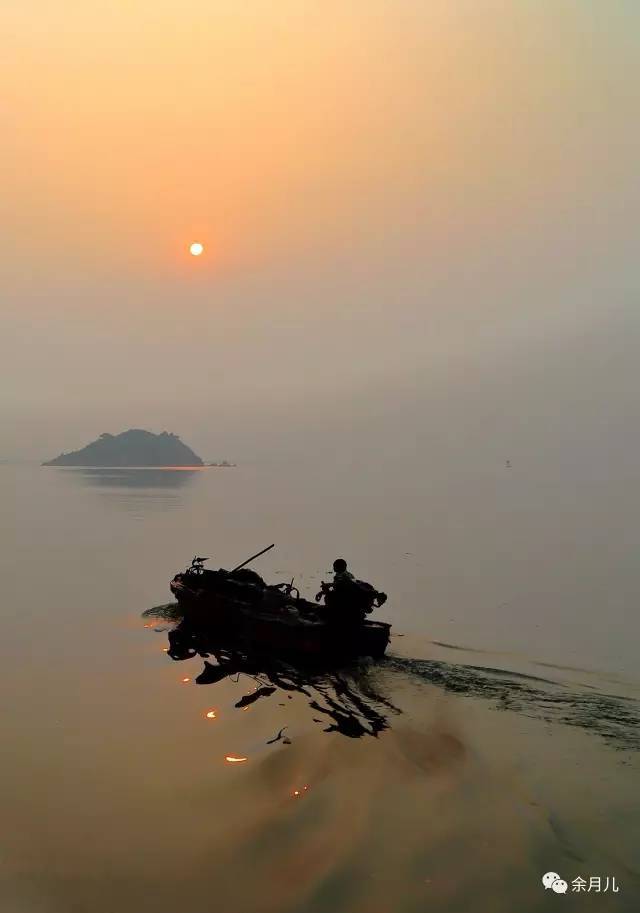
[43,429,204,467]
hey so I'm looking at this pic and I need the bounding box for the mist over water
[2,3,640,907]
[1,465,639,912]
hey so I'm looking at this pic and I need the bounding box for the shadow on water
[143,604,640,751]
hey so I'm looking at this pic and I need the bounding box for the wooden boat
[169,557,391,660]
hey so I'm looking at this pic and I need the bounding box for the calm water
[2,463,639,912]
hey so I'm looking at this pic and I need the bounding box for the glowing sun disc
[190,242,204,256]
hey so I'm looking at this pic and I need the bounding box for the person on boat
[337,560,386,606]
[316,558,384,629]
[332,558,355,586]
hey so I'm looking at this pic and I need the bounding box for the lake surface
[1,463,639,912]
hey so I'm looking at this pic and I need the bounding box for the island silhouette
[43,429,203,467]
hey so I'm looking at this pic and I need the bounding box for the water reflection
[53,466,200,489]
[167,621,400,739]
[50,466,202,516]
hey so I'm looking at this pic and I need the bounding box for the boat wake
[387,654,640,752]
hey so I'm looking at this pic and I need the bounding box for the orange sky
[1,1,639,458]
[5,1,631,277]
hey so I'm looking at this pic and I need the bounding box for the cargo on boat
[169,551,391,660]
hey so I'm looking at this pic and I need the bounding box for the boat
[169,551,391,660]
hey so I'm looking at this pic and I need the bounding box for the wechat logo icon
[542,872,568,894]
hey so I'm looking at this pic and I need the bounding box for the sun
[189,242,204,257]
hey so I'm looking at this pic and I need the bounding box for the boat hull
[170,575,391,660]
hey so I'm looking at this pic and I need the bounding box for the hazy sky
[1,1,638,463]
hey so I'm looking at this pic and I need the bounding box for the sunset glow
[2,2,639,909]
